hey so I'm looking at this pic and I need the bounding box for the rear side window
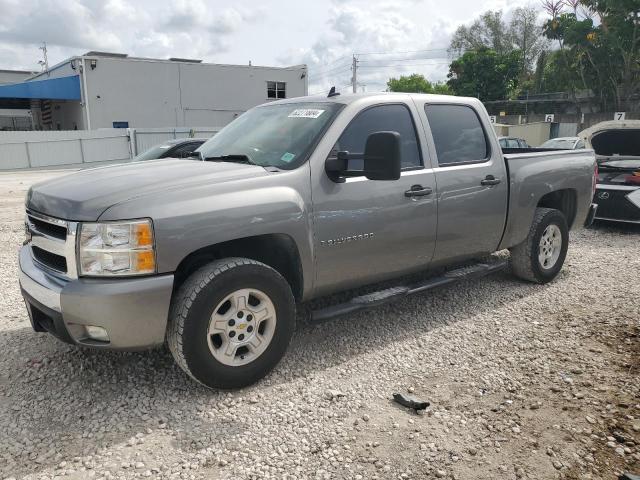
[425,104,489,165]
[335,104,422,169]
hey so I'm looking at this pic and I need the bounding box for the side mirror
[363,131,401,181]
[325,131,402,183]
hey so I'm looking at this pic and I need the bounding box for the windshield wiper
[202,154,254,165]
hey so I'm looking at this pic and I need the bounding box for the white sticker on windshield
[288,109,325,119]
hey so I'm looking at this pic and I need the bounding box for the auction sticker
[288,109,325,119]
[280,152,296,162]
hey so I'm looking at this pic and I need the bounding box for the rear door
[418,102,508,262]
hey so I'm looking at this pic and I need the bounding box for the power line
[355,47,451,56]
[358,62,451,68]
[311,64,352,76]
[315,55,351,69]
[359,57,450,65]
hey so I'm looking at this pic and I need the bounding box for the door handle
[481,175,501,186]
[405,185,433,197]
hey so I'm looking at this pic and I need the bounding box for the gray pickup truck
[19,93,598,389]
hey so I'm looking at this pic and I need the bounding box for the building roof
[0,68,37,74]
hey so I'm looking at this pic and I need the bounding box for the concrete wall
[50,100,85,130]
[0,127,220,170]
[81,56,307,129]
[0,129,131,169]
[505,122,552,147]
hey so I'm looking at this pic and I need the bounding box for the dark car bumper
[594,185,640,224]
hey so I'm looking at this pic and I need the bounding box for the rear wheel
[510,208,569,284]
[167,258,295,389]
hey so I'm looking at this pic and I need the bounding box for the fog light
[84,325,110,343]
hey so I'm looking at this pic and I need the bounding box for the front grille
[25,210,77,278]
[595,188,640,221]
[28,216,67,240]
[32,246,68,272]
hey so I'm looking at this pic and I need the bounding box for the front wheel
[167,258,296,389]
[510,208,569,284]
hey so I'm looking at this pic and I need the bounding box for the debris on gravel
[392,392,430,411]
[0,170,638,479]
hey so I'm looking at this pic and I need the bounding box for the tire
[167,258,296,389]
[510,208,569,284]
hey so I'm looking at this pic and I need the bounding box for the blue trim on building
[0,75,81,100]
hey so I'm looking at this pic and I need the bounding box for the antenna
[328,86,340,98]
[38,42,49,73]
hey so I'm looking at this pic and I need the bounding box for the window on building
[425,104,489,166]
[267,81,286,99]
[334,104,422,170]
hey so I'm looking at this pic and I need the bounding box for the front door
[311,101,438,296]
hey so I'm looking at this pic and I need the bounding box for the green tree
[450,8,549,73]
[450,11,513,55]
[387,74,452,94]
[446,48,522,100]
[542,0,640,109]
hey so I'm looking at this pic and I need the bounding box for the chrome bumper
[19,245,174,351]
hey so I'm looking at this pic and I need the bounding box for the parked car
[19,93,597,389]
[498,136,530,149]
[580,120,640,224]
[540,137,585,150]
[133,138,208,161]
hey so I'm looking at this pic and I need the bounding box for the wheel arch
[172,233,304,301]
[536,189,578,228]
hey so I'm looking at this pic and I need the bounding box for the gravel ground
[0,170,638,480]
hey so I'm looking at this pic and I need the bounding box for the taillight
[592,163,598,195]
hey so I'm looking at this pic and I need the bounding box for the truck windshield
[197,102,343,169]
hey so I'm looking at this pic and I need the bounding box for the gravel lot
[0,170,638,480]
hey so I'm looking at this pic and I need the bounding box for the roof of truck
[266,91,480,106]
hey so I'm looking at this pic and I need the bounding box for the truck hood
[26,159,268,221]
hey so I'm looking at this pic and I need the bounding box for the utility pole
[351,55,358,93]
[38,42,49,73]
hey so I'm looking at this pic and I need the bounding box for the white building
[0,52,308,130]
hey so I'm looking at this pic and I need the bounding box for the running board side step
[310,260,508,323]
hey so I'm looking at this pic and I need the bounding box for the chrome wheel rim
[538,224,562,270]
[207,288,277,366]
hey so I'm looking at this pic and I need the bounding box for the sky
[0,0,538,93]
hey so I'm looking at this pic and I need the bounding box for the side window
[499,138,507,148]
[334,104,422,169]
[171,143,199,158]
[425,104,489,165]
[576,140,585,149]
[506,139,520,148]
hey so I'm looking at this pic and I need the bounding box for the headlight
[79,219,156,276]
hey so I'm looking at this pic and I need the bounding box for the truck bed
[498,148,596,250]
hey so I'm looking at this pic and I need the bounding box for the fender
[99,168,314,296]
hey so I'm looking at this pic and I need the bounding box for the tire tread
[510,207,567,284]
